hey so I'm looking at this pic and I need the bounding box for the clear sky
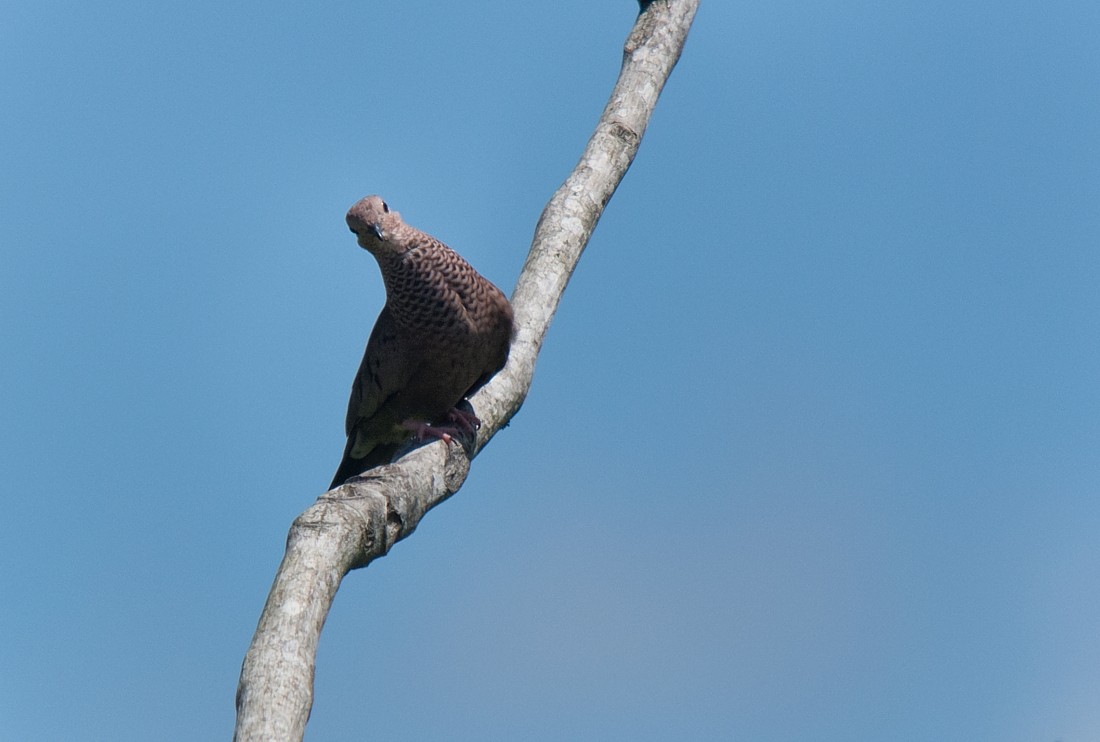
[3,1,1098,740]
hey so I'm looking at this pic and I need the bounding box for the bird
[329,195,514,489]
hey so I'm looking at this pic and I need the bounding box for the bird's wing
[344,304,404,436]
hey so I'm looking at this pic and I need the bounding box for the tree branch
[234,2,698,739]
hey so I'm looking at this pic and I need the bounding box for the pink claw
[400,405,482,446]
[401,420,458,445]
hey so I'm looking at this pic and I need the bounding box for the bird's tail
[328,442,399,490]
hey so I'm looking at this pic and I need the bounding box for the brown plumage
[329,195,514,488]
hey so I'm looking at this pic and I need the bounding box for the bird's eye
[382,202,389,213]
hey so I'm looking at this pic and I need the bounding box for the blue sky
[3,1,1099,739]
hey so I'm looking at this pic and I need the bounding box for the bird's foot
[445,405,482,435]
[401,404,481,447]
[401,420,460,445]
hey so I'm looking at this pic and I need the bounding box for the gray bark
[234,2,699,739]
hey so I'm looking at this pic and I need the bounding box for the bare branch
[234,2,698,739]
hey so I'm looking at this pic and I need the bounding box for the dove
[329,195,514,488]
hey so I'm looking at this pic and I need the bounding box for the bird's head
[346,195,404,254]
